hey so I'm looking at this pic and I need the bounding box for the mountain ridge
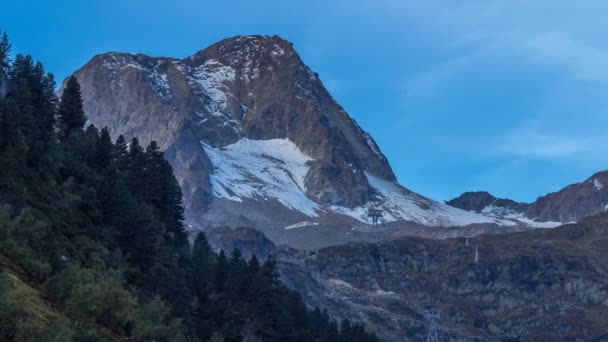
[448,170,608,225]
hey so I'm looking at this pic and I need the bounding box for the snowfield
[203,138,524,227]
[481,205,562,228]
[203,138,320,217]
[331,173,513,227]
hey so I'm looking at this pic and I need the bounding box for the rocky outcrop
[527,171,608,223]
[204,226,276,260]
[449,171,608,225]
[279,213,608,341]
[447,191,529,214]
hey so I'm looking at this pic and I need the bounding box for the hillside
[277,213,608,340]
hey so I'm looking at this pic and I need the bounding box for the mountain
[64,35,513,247]
[445,191,558,228]
[277,213,608,341]
[528,170,608,223]
[446,191,529,214]
[448,171,608,227]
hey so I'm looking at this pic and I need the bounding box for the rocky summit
[64,35,525,247]
[448,171,608,228]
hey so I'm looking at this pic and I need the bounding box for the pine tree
[0,100,27,198]
[57,76,86,141]
[213,250,229,294]
[96,127,113,170]
[160,161,186,244]
[191,233,214,298]
[126,138,146,200]
[0,31,10,75]
[114,135,129,171]
[144,141,163,207]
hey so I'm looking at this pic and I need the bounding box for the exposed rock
[527,171,608,223]
[447,191,529,214]
[204,226,276,260]
[449,171,608,225]
[278,213,608,341]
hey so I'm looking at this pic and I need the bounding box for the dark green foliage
[0,32,10,75]
[57,76,86,141]
[0,32,377,342]
[96,127,113,170]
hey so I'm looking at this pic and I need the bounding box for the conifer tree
[191,233,214,297]
[127,137,146,200]
[0,100,27,198]
[96,127,113,170]
[144,141,163,207]
[114,135,129,171]
[0,32,10,75]
[57,76,86,141]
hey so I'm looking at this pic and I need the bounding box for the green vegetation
[0,31,377,341]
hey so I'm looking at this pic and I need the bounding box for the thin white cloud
[395,1,608,96]
[494,125,607,159]
[524,32,608,83]
[403,54,474,99]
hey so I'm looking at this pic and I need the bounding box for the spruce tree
[126,137,146,200]
[144,141,163,207]
[191,233,214,298]
[57,76,86,141]
[96,127,113,170]
[0,31,10,75]
[114,135,129,171]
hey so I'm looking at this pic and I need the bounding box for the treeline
[0,31,377,341]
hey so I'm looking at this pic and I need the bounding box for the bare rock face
[527,171,608,222]
[447,191,530,214]
[449,170,608,225]
[204,226,277,260]
[279,214,608,341]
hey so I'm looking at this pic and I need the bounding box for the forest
[0,31,377,342]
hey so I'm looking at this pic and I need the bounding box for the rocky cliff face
[278,213,608,341]
[527,171,608,223]
[203,226,276,260]
[447,191,529,214]
[65,35,514,247]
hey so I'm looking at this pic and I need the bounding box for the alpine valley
[51,35,608,340]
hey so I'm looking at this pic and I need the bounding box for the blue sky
[2,0,608,202]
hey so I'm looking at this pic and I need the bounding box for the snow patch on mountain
[593,178,603,191]
[481,205,562,228]
[285,221,320,230]
[193,59,236,117]
[331,174,513,227]
[203,138,320,217]
[203,138,521,227]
